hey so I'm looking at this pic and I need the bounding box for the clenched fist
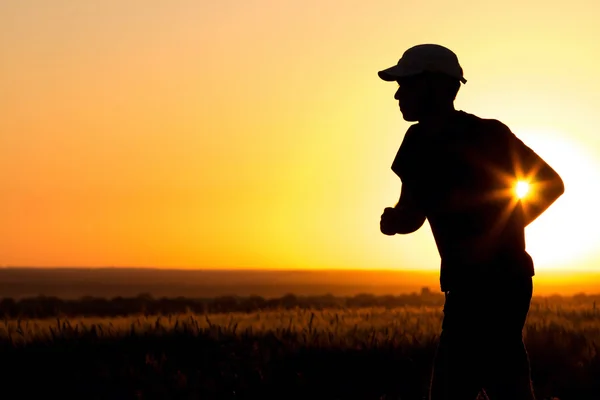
[380,207,401,236]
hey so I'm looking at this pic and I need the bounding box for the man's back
[391,111,534,291]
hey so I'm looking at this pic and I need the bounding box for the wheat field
[1,302,599,399]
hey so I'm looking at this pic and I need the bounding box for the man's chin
[399,108,419,122]
[401,113,419,122]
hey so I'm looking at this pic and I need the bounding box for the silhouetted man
[378,44,564,400]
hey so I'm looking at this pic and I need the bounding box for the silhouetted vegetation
[0,289,447,318]
[0,267,439,299]
[1,292,600,398]
[2,290,600,320]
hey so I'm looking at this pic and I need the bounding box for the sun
[514,128,600,270]
[515,181,530,199]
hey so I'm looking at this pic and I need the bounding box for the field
[2,293,600,399]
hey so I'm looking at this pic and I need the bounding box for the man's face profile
[394,75,429,122]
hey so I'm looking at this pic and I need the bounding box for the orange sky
[2,1,600,276]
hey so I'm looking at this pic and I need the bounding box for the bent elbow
[555,175,565,198]
[396,215,426,234]
[559,177,565,195]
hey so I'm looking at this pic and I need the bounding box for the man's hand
[380,207,401,235]
[381,184,426,235]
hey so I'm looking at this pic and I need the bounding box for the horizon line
[0,265,438,273]
[1,266,599,276]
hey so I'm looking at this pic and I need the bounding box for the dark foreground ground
[2,293,600,399]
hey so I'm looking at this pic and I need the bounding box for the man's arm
[380,183,426,235]
[383,125,426,235]
[512,136,565,226]
[486,120,565,227]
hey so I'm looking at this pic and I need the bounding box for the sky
[2,0,600,276]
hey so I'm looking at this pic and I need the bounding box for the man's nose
[394,88,401,100]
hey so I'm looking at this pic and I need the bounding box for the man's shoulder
[408,111,511,134]
[403,122,420,136]
[456,112,516,146]
[392,124,422,179]
[457,111,511,132]
[403,111,515,145]
[397,123,421,149]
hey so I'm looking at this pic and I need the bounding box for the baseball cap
[378,44,467,84]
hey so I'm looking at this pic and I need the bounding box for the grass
[1,302,599,399]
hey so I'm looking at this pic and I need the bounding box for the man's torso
[391,111,534,291]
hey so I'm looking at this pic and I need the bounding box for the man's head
[378,44,466,122]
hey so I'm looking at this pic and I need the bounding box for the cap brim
[377,67,399,82]
[378,64,468,84]
[378,64,420,81]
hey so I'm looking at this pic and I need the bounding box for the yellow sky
[2,0,600,275]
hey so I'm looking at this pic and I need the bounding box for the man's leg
[483,277,536,400]
[429,330,482,400]
[483,336,536,400]
[429,292,482,400]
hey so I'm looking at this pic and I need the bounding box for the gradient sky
[2,0,600,274]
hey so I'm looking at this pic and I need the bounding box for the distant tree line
[0,288,445,318]
[0,289,597,319]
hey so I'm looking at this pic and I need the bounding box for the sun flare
[515,129,600,270]
[515,181,530,199]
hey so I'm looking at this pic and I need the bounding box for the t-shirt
[391,110,535,291]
